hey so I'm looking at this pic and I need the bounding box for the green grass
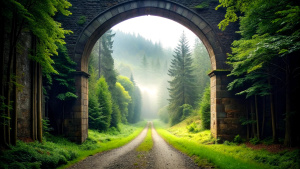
[0,121,147,169]
[136,127,153,152]
[153,118,299,169]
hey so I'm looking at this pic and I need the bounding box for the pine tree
[99,30,122,128]
[93,77,112,130]
[141,55,148,70]
[168,32,198,125]
[192,39,210,98]
[100,30,117,90]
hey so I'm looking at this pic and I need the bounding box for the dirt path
[68,122,200,169]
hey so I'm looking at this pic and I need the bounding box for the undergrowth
[154,118,299,169]
[0,121,146,169]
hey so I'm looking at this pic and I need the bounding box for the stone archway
[63,0,244,143]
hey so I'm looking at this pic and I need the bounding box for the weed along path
[68,122,200,169]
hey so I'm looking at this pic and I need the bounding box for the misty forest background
[87,29,211,130]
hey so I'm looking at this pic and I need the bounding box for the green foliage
[180,104,193,121]
[186,122,200,133]
[192,39,210,99]
[110,101,121,128]
[100,30,117,90]
[198,85,210,129]
[215,0,252,31]
[89,77,112,131]
[77,15,86,25]
[158,105,169,123]
[132,85,142,123]
[168,32,198,125]
[117,76,135,123]
[222,0,300,97]
[233,135,243,144]
[250,137,260,145]
[44,43,77,101]
[42,118,53,136]
[154,120,300,169]
[4,0,72,74]
[114,82,131,123]
[0,122,147,169]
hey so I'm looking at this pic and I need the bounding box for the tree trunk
[37,63,43,143]
[11,41,17,146]
[0,0,7,149]
[5,10,18,146]
[270,90,277,143]
[268,77,277,143]
[255,95,260,139]
[261,96,266,138]
[251,98,256,138]
[284,62,292,147]
[246,100,250,140]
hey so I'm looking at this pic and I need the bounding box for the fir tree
[168,32,198,125]
[100,30,117,90]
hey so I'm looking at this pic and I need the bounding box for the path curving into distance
[68,122,200,169]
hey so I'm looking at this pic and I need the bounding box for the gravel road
[68,122,200,169]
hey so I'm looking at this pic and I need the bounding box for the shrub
[233,134,243,144]
[186,122,200,133]
[250,137,260,145]
[180,104,193,121]
[198,85,210,129]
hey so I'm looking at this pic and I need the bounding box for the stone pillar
[63,71,89,143]
[209,70,245,141]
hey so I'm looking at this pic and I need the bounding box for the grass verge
[0,121,147,169]
[153,118,299,169]
[136,125,153,152]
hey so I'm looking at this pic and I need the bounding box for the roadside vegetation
[154,118,299,169]
[0,121,146,169]
[136,125,153,152]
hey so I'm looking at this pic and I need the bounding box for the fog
[110,16,209,120]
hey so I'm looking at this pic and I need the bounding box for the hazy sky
[112,15,199,49]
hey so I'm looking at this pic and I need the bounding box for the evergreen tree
[99,30,122,127]
[141,55,148,70]
[199,85,210,129]
[130,74,142,123]
[100,30,117,90]
[133,86,142,123]
[91,77,112,130]
[192,39,210,98]
[168,32,198,125]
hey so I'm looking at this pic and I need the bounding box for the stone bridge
[58,0,245,143]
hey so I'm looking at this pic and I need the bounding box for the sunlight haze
[112,15,198,49]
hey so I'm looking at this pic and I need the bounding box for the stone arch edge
[74,0,228,73]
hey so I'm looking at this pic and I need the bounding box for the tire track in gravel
[68,122,201,169]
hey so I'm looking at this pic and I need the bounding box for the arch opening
[67,0,244,143]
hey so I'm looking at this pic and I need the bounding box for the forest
[0,0,299,168]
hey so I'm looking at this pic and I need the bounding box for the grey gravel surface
[68,122,201,169]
